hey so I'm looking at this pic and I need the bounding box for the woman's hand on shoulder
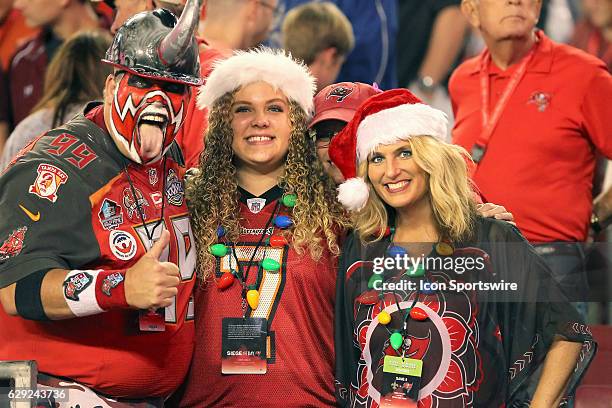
[477,203,515,225]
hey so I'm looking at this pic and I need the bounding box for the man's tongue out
[138,122,165,161]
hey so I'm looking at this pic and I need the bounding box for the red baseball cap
[309,82,382,128]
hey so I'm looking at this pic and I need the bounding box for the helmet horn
[158,0,202,66]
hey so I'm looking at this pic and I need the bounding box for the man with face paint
[0,1,202,406]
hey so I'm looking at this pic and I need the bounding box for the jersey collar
[238,185,284,207]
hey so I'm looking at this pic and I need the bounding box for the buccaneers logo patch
[165,169,184,206]
[326,85,354,102]
[109,229,138,261]
[98,198,124,231]
[101,272,124,296]
[29,163,68,202]
[0,226,27,261]
[63,271,93,301]
[527,91,551,112]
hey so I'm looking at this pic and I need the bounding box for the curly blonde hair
[186,92,349,280]
[353,135,478,243]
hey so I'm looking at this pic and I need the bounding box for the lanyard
[472,41,537,164]
[123,157,167,245]
[228,200,281,314]
[380,236,421,356]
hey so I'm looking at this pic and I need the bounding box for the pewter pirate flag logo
[528,91,551,112]
[326,85,354,102]
[0,226,27,261]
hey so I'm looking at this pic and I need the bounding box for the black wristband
[591,213,603,234]
[416,75,436,93]
[15,270,50,321]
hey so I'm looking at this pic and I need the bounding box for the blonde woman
[180,48,348,407]
[330,89,594,408]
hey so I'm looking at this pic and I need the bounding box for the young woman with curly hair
[179,48,349,407]
[330,89,595,408]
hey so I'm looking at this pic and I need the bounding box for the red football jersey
[179,186,337,407]
[0,105,196,398]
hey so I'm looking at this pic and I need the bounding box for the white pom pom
[337,177,369,211]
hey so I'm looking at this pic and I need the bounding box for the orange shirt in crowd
[0,9,38,72]
[450,32,612,242]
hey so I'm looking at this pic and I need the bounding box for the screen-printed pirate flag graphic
[29,163,68,203]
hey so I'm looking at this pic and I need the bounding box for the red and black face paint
[108,72,189,164]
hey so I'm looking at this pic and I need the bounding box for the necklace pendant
[261,257,280,271]
[387,245,407,258]
[210,243,228,257]
[390,331,403,351]
[268,235,288,247]
[282,193,297,208]
[216,272,235,290]
[435,242,454,256]
[246,289,260,310]
[377,311,391,325]
[273,215,293,229]
[368,273,383,289]
[410,307,428,321]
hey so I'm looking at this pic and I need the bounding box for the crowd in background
[1,0,610,321]
[0,0,610,406]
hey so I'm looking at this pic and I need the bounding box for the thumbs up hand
[124,229,181,310]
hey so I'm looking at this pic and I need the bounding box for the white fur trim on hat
[356,103,448,163]
[197,47,316,116]
[337,177,370,211]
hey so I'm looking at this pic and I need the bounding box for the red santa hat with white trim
[328,88,448,211]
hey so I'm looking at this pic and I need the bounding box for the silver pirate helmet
[103,0,203,86]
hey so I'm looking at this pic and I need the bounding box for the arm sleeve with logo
[0,155,100,288]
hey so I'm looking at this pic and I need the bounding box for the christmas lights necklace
[209,190,297,315]
[361,229,455,355]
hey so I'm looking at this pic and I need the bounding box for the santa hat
[197,47,316,116]
[328,88,448,211]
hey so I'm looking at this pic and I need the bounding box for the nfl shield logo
[247,198,266,214]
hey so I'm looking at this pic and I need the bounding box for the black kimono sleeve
[482,219,596,405]
[334,231,362,407]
